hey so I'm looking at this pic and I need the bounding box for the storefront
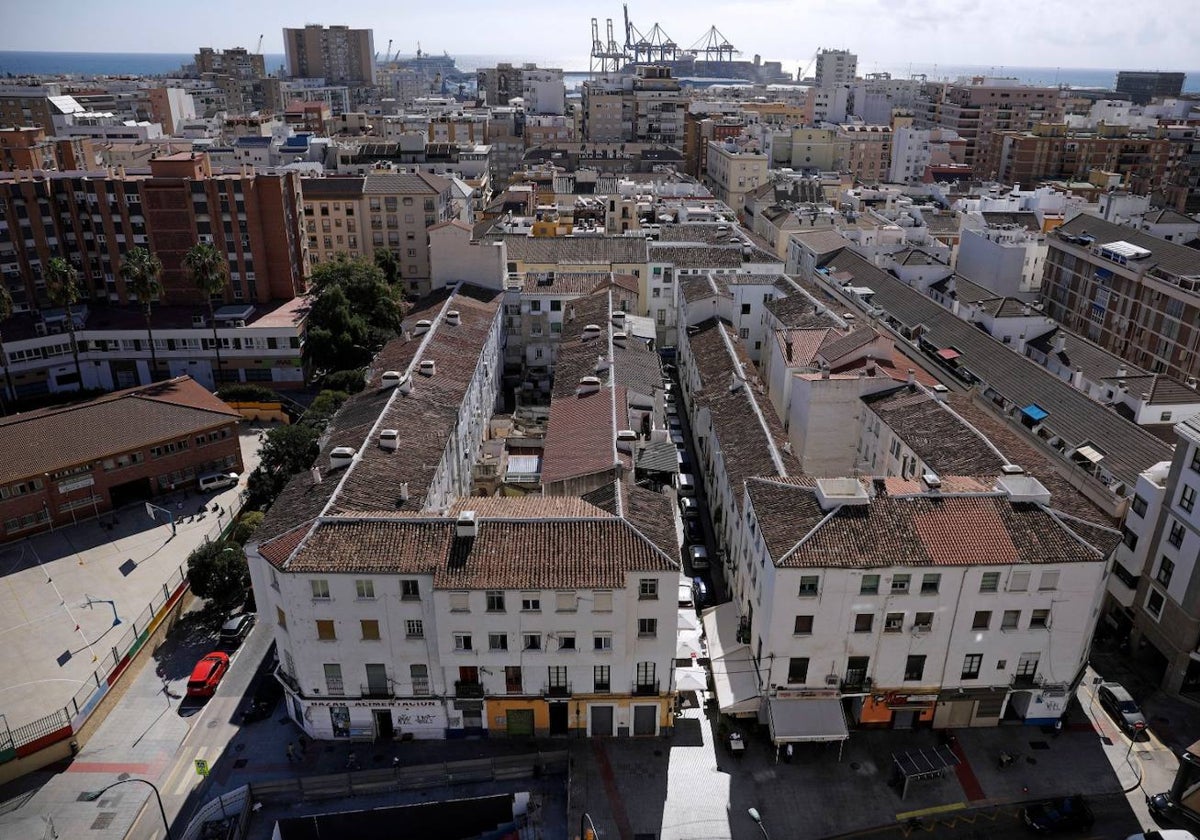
[293,697,449,740]
[858,691,937,729]
[932,687,1007,728]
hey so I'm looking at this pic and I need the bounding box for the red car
[187,652,231,698]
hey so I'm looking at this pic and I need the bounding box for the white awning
[700,602,743,660]
[1074,445,1104,463]
[700,602,760,714]
[678,609,701,633]
[675,666,708,692]
[767,697,849,743]
[677,628,704,660]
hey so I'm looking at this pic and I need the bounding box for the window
[316,620,336,641]
[794,615,814,635]
[972,610,991,630]
[489,632,508,651]
[1191,447,1200,473]
[860,574,880,595]
[355,579,375,599]
[638,618,658,638]
[1182,485,1196,513]
[1158,557,1175,587]
[323,663,343,695]
[557,633,576,651]
[904,655,926,681]
[1131,494,1148,517]
[1009,571,1030,592]
[521,594,541,611]
[798,576,819,597]
[961,654,982,680]
[486,591,506,612]
[276,606,287,629]
[505,665,523,694]
[639,579,658,600]
[741,303,751,315]
[360,619,380,641]
[920,574,941,594]
[311,579,330,600]
[405,619,423,639]
[884,612,904,632]
[1001,610,1020,630]
[1038,571,1059,591]
[449,591,470,612]
[547,665,568,689]
[787,657,809,684]
[891,574,911,593]
[594,665,611,692]
[556,591,577,612]
[454,633,473,651]
[979,572,1000,593]
[1147,589,1165,619]
[523,633,541,651]
[594,633,612,652]
[410,664,430,695]
[914,612,933,631]
[1122,527,1139,550]
[593,590,613,612]
[1169,521,1185,548]
[854,613,873,633]
[1030,609,1050,629]
[401,579,420,600]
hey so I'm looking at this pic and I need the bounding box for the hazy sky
[3,0,1197,72]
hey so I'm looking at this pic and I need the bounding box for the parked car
[1097,682,1148,738]
[187,652,231,698]
[241,674,284,724]
[1021,795,1094,833]
[679,497,700,519]
[198,471,239,492]
[692,577,710,607]
[1125,830,1199,840]
[676,473,697,496]
[218,613,255,647]
[1147,793,1200,832]
[688,545,710,571]
[685,518,703,544]
[677,580,695,609]
[671,431,686,447]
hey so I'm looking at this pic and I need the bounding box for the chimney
[1016,332,1026,353]
[866,356,876,377]
[907,368,915,386]
[310,466,322,485]
[399,482,410,502]
[1054,333,1067,354]
[785,340,793,363]
[821,364,830,380]
[1116,364,1127,378]
[1071,367,1084,388]
[951,299,960,316]
[456,510,478,539]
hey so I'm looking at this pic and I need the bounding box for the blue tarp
[1021,404,1049,422]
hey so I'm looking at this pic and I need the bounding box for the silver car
[1097,682,1148,738]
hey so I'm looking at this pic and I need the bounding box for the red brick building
[0,376,243,542]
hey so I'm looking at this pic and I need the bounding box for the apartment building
[1040,214,1200,382]
[0,376,242,542]
[704,143,768,218]
[247,284,679,740]
[193,47,269,115]
[993,122,1170,194]
[813,49,858,89]
[888,127,966,184]
[477,64,565,116]
[955,221,1047,300]
[916,80,1063,177]
[838,124,892,184]
[1116,71,1187,106]
[581,68,685,145]
[283,24,376,85]
[0,127,94,173]
[0,83,77,134]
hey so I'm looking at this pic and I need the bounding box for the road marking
[896,802,966,821]
[173,747,207,796]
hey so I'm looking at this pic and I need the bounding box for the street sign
[194,759,209,777]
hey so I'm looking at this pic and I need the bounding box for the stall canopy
[675,666,708,692]
[677,628,704,660]
[701,602,761,715]
[766,697,849,758]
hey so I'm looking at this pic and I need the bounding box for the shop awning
[1021,403,1049,422]
[675,666,709,693]
[677,628,704,660]
[766,697,848,744]
[1074,444,1104,463]
[936,348,961,361]
[701,602,760,714]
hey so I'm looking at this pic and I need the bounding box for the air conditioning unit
[913,624,932,634]
[825,674,839,686]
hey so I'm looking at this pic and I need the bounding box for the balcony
[360,683,394,699]
[543,683,572,698]
[633,680,660,697]
[841,672,871,693]
[1011,673,1043,689]
[454,680,485,698]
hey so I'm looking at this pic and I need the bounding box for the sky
[2,0,1198,73]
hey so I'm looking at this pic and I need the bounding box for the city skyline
[3,0,1198,73]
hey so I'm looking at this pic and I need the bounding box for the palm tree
[45,257,85,390]
[0,284,15,410]
[183,242,228,389]
[119,247,163,383]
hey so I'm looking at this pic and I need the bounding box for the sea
[0,51,1196,93]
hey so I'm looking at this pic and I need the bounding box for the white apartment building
[888,127,965,184]
[704,142,769,219]
[955,223,1047,300]
[522,68,566,116]
[813,50,858,90]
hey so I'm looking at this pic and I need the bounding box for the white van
[676,473,697,496]
[198,472,239,492]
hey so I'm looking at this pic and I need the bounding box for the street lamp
[82,778,172,840]
[748,808,770,839]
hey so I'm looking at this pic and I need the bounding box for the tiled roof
[265,514,676,587]
[817,326,878,363]
[522,272,613,295]
[494,235,649,265]
[789,228,851,256]
[649,244,744,269]
[764,295,844,329]
[635,440,679,474]
[747,478,1107,569]
[980,211,1041,232]
[863,385,1008,476]
[301,176,365,197]
[775,328,835,367]
[657,224,745,245]
[541,386,623,485]
[1056,214,1200,278]
[622,482,679,560]
[0,376,241,485]
[688,319,800,497]
[824,250,1173,487]
[613,341,664,398]
[363,171,450,195]
[893,248,948,267]
[1027,327,1149,383]
[680,274,726,304]
[975,297,1033,318]
[927,274,997,305]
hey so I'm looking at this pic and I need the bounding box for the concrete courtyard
[0,428,263,735]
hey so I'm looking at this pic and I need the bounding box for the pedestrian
[286,742,296,763]
[346,751,359,771]
[298,735,308,755]
[785,743,794,763]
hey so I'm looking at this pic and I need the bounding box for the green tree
[187,540,249,604]
[119,247,164,382]
[183,242,228,388]
[0,283,15,409]
[303,257,406,377]
[245,423,320,508]
[45,257,85,389]
[322,369,367,395]
[229,511,264,546]
[373,248,400,285]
